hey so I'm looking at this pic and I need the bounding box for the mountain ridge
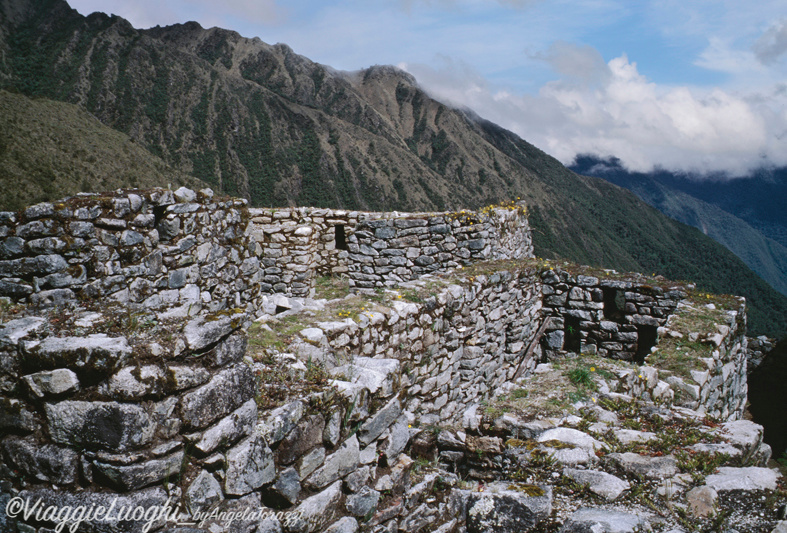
[2,0,787,337]
[570,155,787,298]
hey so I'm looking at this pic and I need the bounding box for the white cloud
[406,50,787,176]
[695,37,765,74]
[753,19,787,65]
[531,41,611,84]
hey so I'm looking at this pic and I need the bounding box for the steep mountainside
[570,156,787,297]
[1,0,787,337]
[0,90,204,210]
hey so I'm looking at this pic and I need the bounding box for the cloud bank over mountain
[66,0,787,177]
[404,45,787,175]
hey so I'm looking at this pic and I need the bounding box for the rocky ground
[246,288,786,533]
[388,359,787,533]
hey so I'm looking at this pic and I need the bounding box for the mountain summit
[2,0,787,337]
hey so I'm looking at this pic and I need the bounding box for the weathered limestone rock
[268,466,301,506]
[179,364,256,430]
[93,451,183,491]
[191,398,257,454]
[324,517,359,533]
[345,486,380,517]
[23,368,79,397]
[256,400,305,445]
[183,313,243,352]
[614,429,656,446]
[306,435,360,490]
[186,469,223,513]
[224,435,275,496]
[2,437,79,485]
[704,467,781,492]
[718,420,764,460]
[276,414,325,465]
[0,316,46,346]
[106,365,166,399]
[686,485,718,518]
[288,480,343,533]
[358,397,401,446]
[537,428,605,451]
[560,507,650,533]
[607,452,679,479]
[563,468,630,501]
[46,401,155,451]
[22,334,131,376]
[464,483,552,533]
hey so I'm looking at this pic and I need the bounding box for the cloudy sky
[68,0,787,176]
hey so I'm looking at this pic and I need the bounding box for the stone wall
[247,207,367,298]
[539,268,686,362]
[281,268,543,425]
[0,191,758,532]
[0,307,258,531]
[346,205,532,289]
[0,306,430,533]
[0,188,259,314]
[246,204,532,296]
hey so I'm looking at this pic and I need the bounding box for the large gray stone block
[179,364,256,430]
[357,397,401,446]
[224,435,275,496]
[186,469,223,514]
[286,480,343,533]
[22,334,131,376]
[560,507,650,533]
[563,468,630,501]
[22,368,79,398]
[305,435,359,490]
[191,398,257,454]
[465,483,552,533]
[93,451,183,491]
[46,401,155,451]
[2,437,78,485]
[276,414,325,465]
[183,313,244,352]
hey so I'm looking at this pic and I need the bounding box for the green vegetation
[2,1,786,337]
[0,90,203,210]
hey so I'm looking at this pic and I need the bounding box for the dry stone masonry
[0,188,781,533]
[0,187,258,314]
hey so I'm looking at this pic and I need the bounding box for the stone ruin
[0,187,781,532]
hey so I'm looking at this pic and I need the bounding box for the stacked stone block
[0,309,259,531]
[0,307,428,532]
[246,204,532,296]
[656,299,747,420]
[286,268,544,424]
[346,206,533,289]
[247,207,369,298]
[540,269,685,362]
[0,187,259,314]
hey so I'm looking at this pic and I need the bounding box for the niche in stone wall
[602,288,626,321]
[335,224,348,250]
[563,316,581,352]
[635,324,658,363]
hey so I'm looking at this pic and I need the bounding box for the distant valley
[1,0,786,338]
[570,156,787,298]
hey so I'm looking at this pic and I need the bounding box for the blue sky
[68,0,787,175]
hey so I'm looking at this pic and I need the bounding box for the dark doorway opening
[603,288,626,321]
[749,338,787,459]
[563,316,581,353]
[635,325,658,363]
[335,224,348,250]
